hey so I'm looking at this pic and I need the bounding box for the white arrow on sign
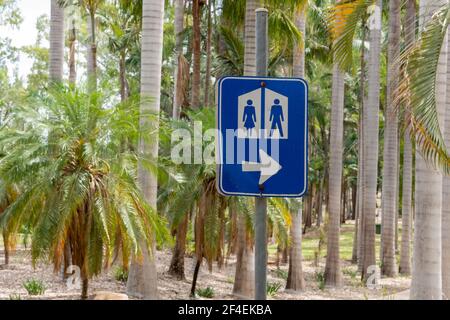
[242,149,282,185]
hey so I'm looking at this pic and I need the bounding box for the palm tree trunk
[244,0,257,76]
[399,0,415,277]
[88,11,97,90]
[173,0,184,119]
[119,51,127,101]
[286,207,305,291]
[2,231,9,266]
[441,23,450,301]
[168,214,189,280]
[232,213,255,299]
[380,0,400,278]
[204,0,212,107]
[361,0,382,281]
[127,0,165,300]
[410,0,447,300]
[231,0,258,297]
[324,61,344,288]
[191,0,201,108]
[49,0,64,82]
[68,20,77,84]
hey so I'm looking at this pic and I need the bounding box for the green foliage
[0,84,169,291]
[113,266,128,283]
[274,268,289,281]
[266,282,282,297]
[196,287,214,298]
[23,279,46,296]
[315,270,326,290]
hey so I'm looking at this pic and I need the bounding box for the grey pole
[255,7,268,301]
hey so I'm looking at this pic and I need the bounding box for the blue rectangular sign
[216,76,308,197]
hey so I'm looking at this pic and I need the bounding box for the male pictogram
[269,99,285,137]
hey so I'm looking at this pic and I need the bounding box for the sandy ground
[0,246,411,300]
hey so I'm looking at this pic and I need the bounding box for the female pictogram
[269,99,285,137]
[242,99,257,136]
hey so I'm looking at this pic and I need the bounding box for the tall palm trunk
[286,9,306,291]
[49,0,64,82]
[286,207,305,291]
[399,0,416,276]
[442,23,450,301]
[191,0,201,108]
[324,61,344,287]
[233,212,255,298]
[410,0,447,300]
[173,0,184,119]
[244,0,257,76]
[2,231,10,266]
[127,0,165,300]
[168,214,189,280]
[380,0,400,278]
[232,0,258,298]
[204,0,212,107]
[68,20,77,84]
[88,11,97,90]
[361,0,382,281]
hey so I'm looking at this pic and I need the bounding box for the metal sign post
[255,7,268,301]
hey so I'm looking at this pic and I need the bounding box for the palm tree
[380,0,400,278]
[324,0,346,287]
[442,19,450,301]
[399,0,415,276]
[127,0,165,300]
[286,2,306,292]
[402,0,449,300]
[50,0,65,82]
[0,86,168,300]
[359,0,381,281]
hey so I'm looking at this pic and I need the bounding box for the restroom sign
[216,76,308,197]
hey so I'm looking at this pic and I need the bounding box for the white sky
[2,0,51,80]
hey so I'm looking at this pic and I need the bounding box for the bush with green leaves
[196,287,214,298]
[0,85,169,299]
[266,282,282,297]
[114,266,129,283]
[315,271,326,290]
[23,279,46,296]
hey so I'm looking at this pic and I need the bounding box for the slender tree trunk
[68,20,77,84]
[168,214,189,280]
[81,278,89,300]
[400,0,414,276]
[380,0,400,278]
[411,0,447,300]
[357,18,366,272]
[88,11,97,90]
[286,207,305,291]
[232,0,258,297]
[190,258,201,297]
[399,0,417,275]
[232,213,255,299]
[49,0,64,82]
[324,61,344,288]
[173,0,184,119]
[2,231,9,266]
[204,0,212,107]
[442,22,450,301]
[191,0,201,108]
[127,0,165,300]
[119,51,128,102]
[361,0,382,281]
[352,199,359,264]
